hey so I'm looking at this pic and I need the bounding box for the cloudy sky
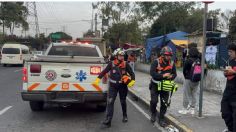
[11,1,236,39]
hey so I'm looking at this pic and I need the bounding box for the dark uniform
[149,56,177,126]
[221,59,236,132]
[97,59,135,126]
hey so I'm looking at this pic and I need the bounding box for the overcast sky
[11,1,236,39]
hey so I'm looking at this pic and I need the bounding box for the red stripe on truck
[73,84,85,91]
[28,83,40,91]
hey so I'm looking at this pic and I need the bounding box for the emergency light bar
[60,41,91,45]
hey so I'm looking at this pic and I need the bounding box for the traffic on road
[1,2,236,132]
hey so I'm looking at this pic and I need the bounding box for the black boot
[150,113,156,123]
[159,119,167,127]
[122,116,128,123]
[101,118,111,128]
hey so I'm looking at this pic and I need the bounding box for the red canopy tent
[122,43,139,49]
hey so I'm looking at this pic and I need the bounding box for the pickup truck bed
[21,42,108,111]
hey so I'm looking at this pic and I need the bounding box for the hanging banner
[205,45,217,65]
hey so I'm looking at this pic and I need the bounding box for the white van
[1,43,30,66]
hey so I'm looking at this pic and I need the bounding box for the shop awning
[171,39,188,47]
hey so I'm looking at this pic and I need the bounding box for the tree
[229,10,236,42]
[0,2,28,35]
[104,21,143,45]
[137,2,196,36]
[137,2,196,19]
[97,2,130,24]
[97,2,145,46]
[182,8,204,33]
[136,2,226,37]
[220,9,234,32]
[83,30,95,37]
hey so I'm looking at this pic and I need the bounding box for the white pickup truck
[21,42,108,111]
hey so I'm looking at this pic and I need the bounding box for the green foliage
[136,2,224,37]
[183,8,203,33]
[97,2,130,23]
[206,63,218,70]
[137,2,195,19]
[229,10,236,41]
[97,2,144,45]
[0,2,29,35]
[137,2,197,36]
[104,21,143,45]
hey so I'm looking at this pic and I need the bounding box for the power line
[28,19,96,24]
[41,27,51,36]
[25,2,40,37]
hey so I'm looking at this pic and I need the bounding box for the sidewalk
[130,70,226,132]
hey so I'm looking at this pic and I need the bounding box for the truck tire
[30,101,44,111]
[96,103,107,112]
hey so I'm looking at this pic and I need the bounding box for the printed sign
[76,70,87,82]
[62,83,69,91]
[45,70,57,81]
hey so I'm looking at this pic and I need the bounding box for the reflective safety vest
[109,59,128,84]
[157,80,178,107]
[152,57,173,83]
[157,80,178,92]
[156,57,173,72]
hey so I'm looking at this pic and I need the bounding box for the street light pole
[199,1,213,118]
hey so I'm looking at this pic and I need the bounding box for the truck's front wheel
[30,101,44,111]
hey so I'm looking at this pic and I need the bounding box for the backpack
[189,59,202,82]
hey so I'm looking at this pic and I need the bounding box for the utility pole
[0,2,5,37]
[199,1,214,118]
[91,3,97,32]
[26,2,40,38]
[33,2,40,38]
[42,27,51,37]
[61,26,66,32]
[95,13,97,32]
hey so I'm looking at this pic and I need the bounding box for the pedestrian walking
[178,47,201,115]
[149,46,177,127]
[221,44,236,132]
[92,48,135,128]
[128,52,136,72]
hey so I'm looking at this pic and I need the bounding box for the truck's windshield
[48,46,99,57]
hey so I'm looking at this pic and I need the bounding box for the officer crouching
[149,46,177,127]
[92,48,135,128]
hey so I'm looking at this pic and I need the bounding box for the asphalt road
[0,65,162,132]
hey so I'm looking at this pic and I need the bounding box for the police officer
[92,48,135,128]
[149,46,177,127]
[221,44,236,132]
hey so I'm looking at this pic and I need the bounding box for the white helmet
[113,48,125,56]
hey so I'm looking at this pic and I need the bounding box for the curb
[128,88,193,132]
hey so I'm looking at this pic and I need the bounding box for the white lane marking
[0,106,12,115]
[14,69,22,72]
[127,97,166,132]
